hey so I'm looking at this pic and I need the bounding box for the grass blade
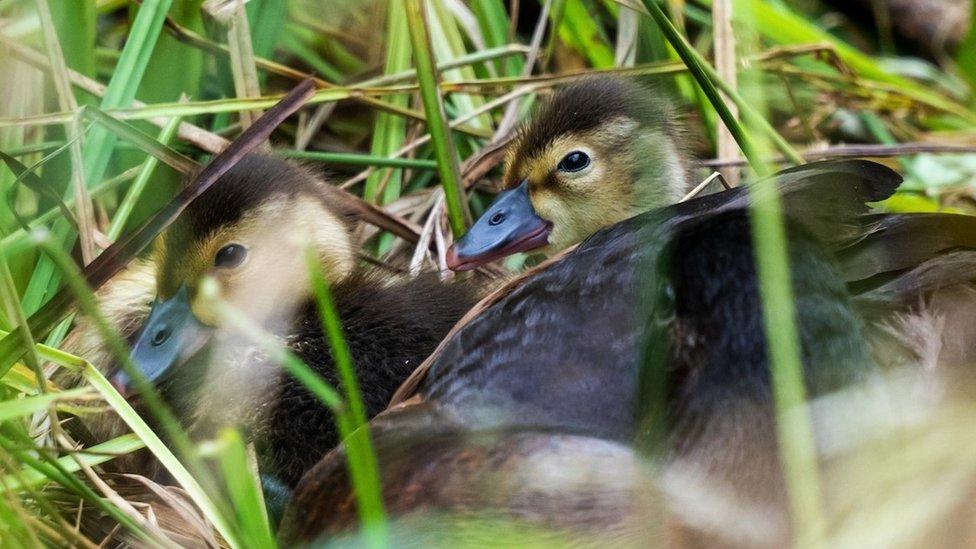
[225,1,264,128]
[106,111,184,240]
[83,106,199,174]
[406,0,469,237]
[0,387,91,422]
[3,433,145,492]
[306,250,388,547]
[207,429,275,549]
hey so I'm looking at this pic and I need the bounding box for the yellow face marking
[155,195,355,327]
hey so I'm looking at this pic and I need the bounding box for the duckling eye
[557,151,590,173]
[214,244,247,269]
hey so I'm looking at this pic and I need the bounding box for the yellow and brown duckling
[448,77,976,370]
[61,153,479,493]
[447,77,688,270]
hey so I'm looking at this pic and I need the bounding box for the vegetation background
[0,0,974,546]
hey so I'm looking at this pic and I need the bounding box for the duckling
[447,77,976,370]
[60,153,479,492]
[447,77,688,270]
[280,205,875,546]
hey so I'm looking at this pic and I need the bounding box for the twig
[410,194,445,276]
[680,172,728,202]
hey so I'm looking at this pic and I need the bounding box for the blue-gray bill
[446,179,551,272]
[116,284,211,395]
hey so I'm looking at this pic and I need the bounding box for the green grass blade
[82,106,199,174]
[3,433,145,491]
[0,387,90,422]
[363,2,411,208]
[280,150,436,170]
[357,45,528,87]
[106,112,184,240]
[557,0,615,68]
[208,429,275,549]
[640,0,774,173]
[48,0,96,79]
[406,0,469,237]
[306,250,388,547]
[470,0,524,76]
[738,4,825,544]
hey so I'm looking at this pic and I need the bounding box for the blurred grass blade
[83,106,199,174]
[555,0,614,68]
[208,429,275,549]
[406,0,469,237]
[3,433,145,492]
[306,249,388,547]
[0,387,90,422]
[739,2,825,543]
[0,80,316,378]
[955,0,976,92]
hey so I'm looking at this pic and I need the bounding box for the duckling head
[116,154,356,393]
[447,77,687,271]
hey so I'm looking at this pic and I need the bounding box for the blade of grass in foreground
[642,1,824,544]
[406,0,469,238]
[736,3,826,544]
[206,429,275,549]
[208,281,384,542]
[306,251,388,547]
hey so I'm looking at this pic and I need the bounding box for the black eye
[214,243,247,268]
[557,151,590,173]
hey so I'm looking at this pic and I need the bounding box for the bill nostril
[489,212,506,226]
[151,326,171,346]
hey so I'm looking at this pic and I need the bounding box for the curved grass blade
[81,106,198,174]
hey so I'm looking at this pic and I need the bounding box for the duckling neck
[631,128,688,210]
[256,272,479,487]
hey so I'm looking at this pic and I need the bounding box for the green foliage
[1,0,975,545]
